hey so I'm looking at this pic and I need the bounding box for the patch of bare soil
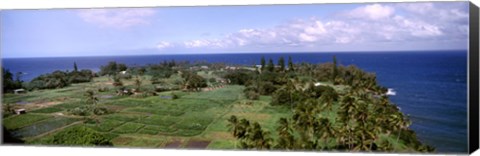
[207,132,234,140]
[185,140,211,149]
[111,136,134,146]
[15,101,63,111]
[164,140,182,148]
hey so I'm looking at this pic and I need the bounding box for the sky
[0,2,470,58]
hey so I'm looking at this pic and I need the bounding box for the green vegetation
[25,63,94,90]
[1,57,432,153]
[226,56,433,152]
[47,125,113,146]
[3,114,52,130]
[2,68,23,93]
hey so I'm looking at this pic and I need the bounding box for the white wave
[386,88,396,96]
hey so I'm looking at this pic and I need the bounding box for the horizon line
[2,49,467,59]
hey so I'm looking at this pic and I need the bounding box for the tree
[315,117,337,150]
[99,61,128,76]
[134,76,142,91]
[339,92,358,150]
[74,62,78,72]
[319,86,338,111]
[2,68,23,93]
[260,56,266,71]
[278,57,285,72]
[276,118,296,150]
[288,56,294,72]
[227,59,434,152]
[85,89,98,106]
[118,63,127,72]
[182,72,207,91]
[332,55,338,83]
[228,115,240,149]
[267,59,275,72]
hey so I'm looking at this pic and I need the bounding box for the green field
[2,76,289,149]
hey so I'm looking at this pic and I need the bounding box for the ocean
[1,51,468,153]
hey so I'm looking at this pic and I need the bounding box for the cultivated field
[2,75,291,149]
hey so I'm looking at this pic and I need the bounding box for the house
[15,109,26,115]
[14,89,25,94]
[120,71,127,75]
[200,66,209,69]
[225,66,237,70]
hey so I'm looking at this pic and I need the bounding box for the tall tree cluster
[228,56,434,152]
[2,68,23,93]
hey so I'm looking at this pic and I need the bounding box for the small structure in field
[160,95,173,99]
[225,66,237,70]
[14,89,26,94]
[15,109,26,115]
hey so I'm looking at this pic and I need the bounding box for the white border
[0,0,478,156]
[0,0,476,10]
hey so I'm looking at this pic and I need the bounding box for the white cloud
[298,33,317,42]
[397,3,434,15]
[77,8,155,29]
[156,41,172,49]
[344,4,395,20]
[304,21,327,35]
[184,39,227,48]
[160,2,468,51]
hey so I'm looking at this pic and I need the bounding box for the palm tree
[276,118,295,150]
[319,88,337,111]
[249,122,273,149]
[315,117,337,150]
[352,100,371,151]
[227,115,240,149]
[339,92,359,150]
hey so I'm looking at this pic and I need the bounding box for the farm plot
[86,119,126,132]
[11,117,80,138]
[30,107,64,114]
[111,122,145,134]
[3,114,53,130]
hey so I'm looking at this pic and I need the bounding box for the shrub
[209,78,216,83]
[172,92,179,99]
[113,75,123,87]
[69,106,90,116]
[270,88,292,106]
[223,70,253,85]
[68,70,94,84]
[48,126,112,146]
[98,86,109,92]
[258,81,277,95]
[99,61,128,76]
[26,69,94,90]
[245,90,260,100]
[93,107,110,115]
[118,73,132,80]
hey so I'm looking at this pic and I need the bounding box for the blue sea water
[1,51,468,153]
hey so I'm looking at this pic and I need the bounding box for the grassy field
[2,75,291,149]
